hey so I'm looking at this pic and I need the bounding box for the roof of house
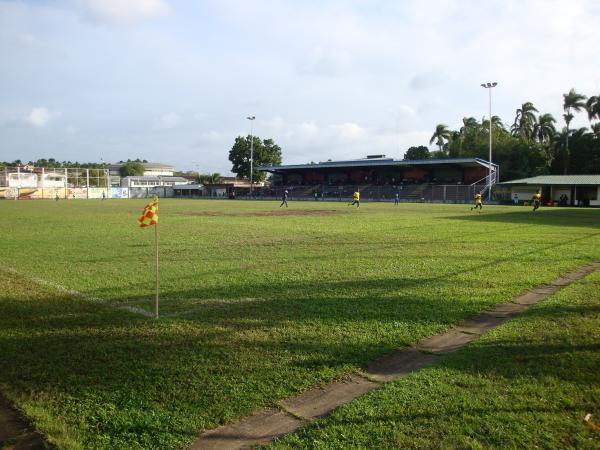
[123,176,188,182]
[257,157,497,172]
[109,162,175,170]
[501,175,600,185]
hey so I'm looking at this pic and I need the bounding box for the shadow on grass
[1,268,599,447]
[444,208,600,228]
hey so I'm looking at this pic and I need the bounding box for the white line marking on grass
[0,266,155,318]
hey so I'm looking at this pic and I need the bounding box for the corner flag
[138,197,158,227]
[139,195,160,318]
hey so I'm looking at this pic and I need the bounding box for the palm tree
[458,117,479,156]
[481,115,504,132]
[563,88,587,173]
[533,113,556,144]
[198,172,223,185]
[460,117,479,133]
[592,122,600,139]
[429,124,450,153]
[586,95,600,122]
[510,102,538,140]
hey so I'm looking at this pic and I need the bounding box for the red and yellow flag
[138,196,158,228]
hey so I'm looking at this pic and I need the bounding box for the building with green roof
[500,175,600,207]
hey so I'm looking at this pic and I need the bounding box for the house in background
[107,162,176,186]
[500,175,600,206]
[120,176,189,189]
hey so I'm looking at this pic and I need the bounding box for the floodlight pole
[481,82,497,202]
[247,116,255,197]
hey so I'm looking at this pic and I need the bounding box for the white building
[121,176,189,188]
[4,172,38,188]
[40,172,67,188]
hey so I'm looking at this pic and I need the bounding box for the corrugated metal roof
[257,157,497,171]
[502,175,600,185]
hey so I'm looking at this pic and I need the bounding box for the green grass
[268,266,600,449]
[1,199,599,449]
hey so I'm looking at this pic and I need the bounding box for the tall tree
[404,145,430,160]
[229,135,282,182]
[199,173,223,184]
[592,122,600,139]
[510,102,538,140]
[429,124,450,153]
[533,113,556,144]
[586,95,600,122]
[532,113,557,169]
[119,161,145,177]
[563,88,587,174]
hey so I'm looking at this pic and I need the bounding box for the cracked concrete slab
[513,291,547,305]
[456,313,509,334]
[279,375,379,420]
[486,303,530,317]
[417,329,479,354]
[530,284,561,295]
[363,348,440,382]
[191,408,305,450]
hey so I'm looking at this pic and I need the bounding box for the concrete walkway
[192,261,600,450]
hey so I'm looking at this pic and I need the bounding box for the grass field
[1,199,600,449]
[269,268,600,449]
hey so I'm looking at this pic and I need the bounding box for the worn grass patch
[1,199,599,448]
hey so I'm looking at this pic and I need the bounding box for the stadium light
[481,82,498,201]
[247,116,256,197]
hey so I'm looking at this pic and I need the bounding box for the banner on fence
[111,188,129,198]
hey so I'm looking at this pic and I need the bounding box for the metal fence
[246,183,491,203]
[0,166,111,200]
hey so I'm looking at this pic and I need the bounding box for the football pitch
[1,199,599,449]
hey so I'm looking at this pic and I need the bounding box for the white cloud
[409,73,445,91]
[25,107,58,127]
[157,113,180,129]
[17,33,42,47]
[298,121,319,137]
[297,46,352,76]
[81,0,170,25]
[331,123,367,141]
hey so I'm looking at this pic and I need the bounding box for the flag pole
[154,206,160,319]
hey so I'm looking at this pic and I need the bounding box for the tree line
[405,89,600,181]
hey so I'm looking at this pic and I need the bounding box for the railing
[249,184,491,203]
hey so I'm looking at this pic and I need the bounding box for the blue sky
[1,0,599,173]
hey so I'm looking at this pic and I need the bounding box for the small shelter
[500,175,600,207]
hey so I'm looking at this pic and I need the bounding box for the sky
[1,0,599,174]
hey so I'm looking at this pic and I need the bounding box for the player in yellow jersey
[470,192,483,211]
[532,190,542,211]
[349,190,360,207]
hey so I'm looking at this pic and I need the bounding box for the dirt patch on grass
[179,209,341,217]
[0,392,49,449]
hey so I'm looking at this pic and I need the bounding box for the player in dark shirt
[280,190,289,208]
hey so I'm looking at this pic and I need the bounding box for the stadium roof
[501,175,600,185]
[258,157,497,172]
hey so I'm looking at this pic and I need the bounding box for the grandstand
[257,155,499,203]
